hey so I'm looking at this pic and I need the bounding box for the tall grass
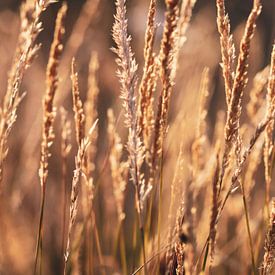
[0,0,274,274]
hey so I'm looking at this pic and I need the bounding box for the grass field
[0,0,274,274]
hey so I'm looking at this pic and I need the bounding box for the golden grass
[0,0,274,274]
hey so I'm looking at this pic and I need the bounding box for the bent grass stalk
[63,121,98,274]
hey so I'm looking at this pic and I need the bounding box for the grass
[0,0,274,274]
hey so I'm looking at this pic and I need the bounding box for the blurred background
[0,0,274,274]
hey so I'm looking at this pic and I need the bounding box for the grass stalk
[240,180,257,274]
[157,152,164,272]
[119,224,128,274]
[34,187,46,275]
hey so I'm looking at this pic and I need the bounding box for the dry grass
[0,0,274,274]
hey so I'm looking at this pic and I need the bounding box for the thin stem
[119,224,128,275]
[34,187,46,275]
[132,213,138,273]
[113,220,127,274]
[157,152,164,272]
[133,163,147,275]
[131,244,172,275]
[202,241,209,272]
[87,219,92,275]
[240,180,257,274]
[92,211,106,275]
[140,226,147,275]
[61,154,67,272]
